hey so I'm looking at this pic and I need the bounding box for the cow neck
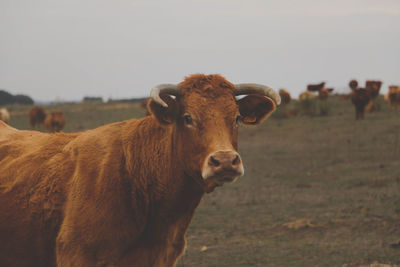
[123,117,205,209]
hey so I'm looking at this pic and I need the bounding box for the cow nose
[202,150,244,181]
[208,152,241,170]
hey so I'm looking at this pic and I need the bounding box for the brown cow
[349,80,370,120]
[45,111,66,133]
[29,106,47,129]
[307,82,325,92]
[317,87,331,116]
[0,108,10,124]
[387,85,400,110]
[0,74,280,267]
[365,80,382,100]
[365,80,382,112]
[299,90,315,100]
[318,87,330,100]
[279,89,291,105]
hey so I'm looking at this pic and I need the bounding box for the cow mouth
[197,174,238,193]
[205,172,242,186]
[190,172,241,193]
[192,158,245,192]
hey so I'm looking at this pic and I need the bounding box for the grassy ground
[4,96,400,266]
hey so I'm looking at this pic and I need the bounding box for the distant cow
[365,80,382,100]
[349,80,370,120]
[298,91,316,116]
[29,106,47,129]
[279,89,291,105]
[307,82,325,92]
[387,85,400,110]
[0,108,10,124]
[45,111,66,132]
[365,80,382,113]
[0,74,280,266]
[299,90,315,100]
[317,87,332,115]
[318,87,331,100]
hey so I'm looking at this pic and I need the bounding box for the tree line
[0,90,34,105]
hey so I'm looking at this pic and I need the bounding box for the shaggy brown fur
[45,111,66,133]
[29,106,47,129]
[0,74,277,267]
[279,89,291,105]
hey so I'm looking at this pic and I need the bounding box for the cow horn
[234,84,281,105]
[150,84,180,107]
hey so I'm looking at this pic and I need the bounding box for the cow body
[387,85,400,110]
[29,106,47,129]
[365,80,382,100]
[45,111,66,132]
[351,88,370,120]
[349,80,370,120]
[0,74,279,267]
[299,90,315,100]
[318,88,329,100]
[307,82,325,92]
[279,89,291,105]
[0,120,202,266]
[365,80,382,113]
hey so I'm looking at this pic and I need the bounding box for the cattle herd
[29,107,66,132]
[276,79,400,120]
[0,106,66,132]
[0,74,398,266]
[349,79,400,120]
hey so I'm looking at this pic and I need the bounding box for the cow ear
[237,94,276,125]
[148,94,179,125]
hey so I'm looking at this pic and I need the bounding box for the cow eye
[183,114,193,125]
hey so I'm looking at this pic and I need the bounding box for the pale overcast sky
[1,0,399,102]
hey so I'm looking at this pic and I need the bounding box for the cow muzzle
[201,150,244,185]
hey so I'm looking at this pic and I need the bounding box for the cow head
[349,80,358,90]
[147,74,280,192]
